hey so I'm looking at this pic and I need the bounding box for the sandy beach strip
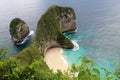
[44,48,68,72]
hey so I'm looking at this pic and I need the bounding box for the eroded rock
[9,18,29,44]
[57,7,76,33]
[35,5,76,53]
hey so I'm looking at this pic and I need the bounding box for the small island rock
[9,18,29,44]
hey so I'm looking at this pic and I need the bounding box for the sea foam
[72,40,80,51]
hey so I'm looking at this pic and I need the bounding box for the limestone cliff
[35,5,76,53]
[57,6,76,33]
[9,18,29,44]
[15,5,76,64]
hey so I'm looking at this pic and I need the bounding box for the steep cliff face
[10,18,29,44]
[15,5,76,64]
[35,5,76,53]
[57,6,76,33]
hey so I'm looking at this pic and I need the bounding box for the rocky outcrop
[15,5,76,64]
[57,7,76,33]
[9,18,29,44]
[35,5,76,53]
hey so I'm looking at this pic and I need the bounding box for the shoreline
[16,30,34,45]
[44,48,68,72]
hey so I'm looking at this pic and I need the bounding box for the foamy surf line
[72,40,80,51]
[60,49,68,68]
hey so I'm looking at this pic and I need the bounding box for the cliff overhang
[35,5,76,53]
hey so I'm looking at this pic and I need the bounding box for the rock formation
[9,18,29,44]
[35,5,76,53]
[57,7,76,33]
[15,5,76,64]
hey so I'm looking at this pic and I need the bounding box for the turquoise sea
[0,0,120,75]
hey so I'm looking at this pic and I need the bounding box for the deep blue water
[0,0,120,72]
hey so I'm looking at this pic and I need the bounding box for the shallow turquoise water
[64,33,117,79]
[64,33,116,71]
[63,33,86,65]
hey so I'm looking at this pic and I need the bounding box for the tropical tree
[0,48,7,60]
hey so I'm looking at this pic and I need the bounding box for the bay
[0,0,120,71]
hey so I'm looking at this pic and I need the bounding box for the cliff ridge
[35,5,76,53]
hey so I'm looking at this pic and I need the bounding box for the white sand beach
[44,48,68,72]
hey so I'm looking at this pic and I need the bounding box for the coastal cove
[1,0,120,75]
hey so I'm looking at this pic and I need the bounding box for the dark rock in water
[35,5,76,53]
[9,18,29,44]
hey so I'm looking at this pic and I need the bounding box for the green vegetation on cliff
[35,5,74,53]
[0,57,77,80]
[115,66,120,79]
[15,43,42,65]
[0,48,7,60]
[14,5,75,69]
[0,49,117,80]
[0,5,118,80]
[10,18,25,37]
[9,18,29,44]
